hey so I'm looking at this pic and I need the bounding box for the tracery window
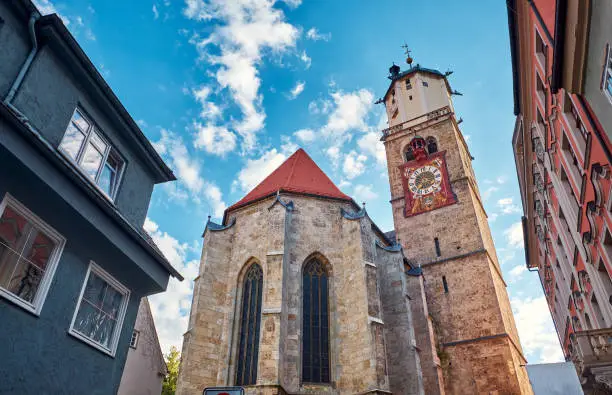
[236,264,263,386]
[302,259,330,384]
[426,137,438,154]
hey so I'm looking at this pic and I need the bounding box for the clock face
[408,165,442,196]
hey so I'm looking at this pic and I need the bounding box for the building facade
[0,1,182,393]
[177,59,531,393]
[118,298,168,395]
[508,0,612,391]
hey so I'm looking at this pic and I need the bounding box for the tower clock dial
[408,165,442,196]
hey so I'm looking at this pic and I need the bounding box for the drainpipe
[4,13,39,105]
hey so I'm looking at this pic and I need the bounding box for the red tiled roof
[227,148,351,212]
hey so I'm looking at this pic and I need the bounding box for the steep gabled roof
[227,148,351,212]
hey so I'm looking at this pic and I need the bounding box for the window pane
[98,152,122,197]
[0,206,28,250]
[81,143,104,180]
[102,285,122,319]
[89,130,108,153]
[0,245,22,293]
[83,273,106,308]
[74,271,125,350]
[236,264,262,386]
[60,123,86,160]
[23,230,56,271]
[6,258,44,303]
[72,111,90,132]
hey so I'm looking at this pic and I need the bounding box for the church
[176,59,534,394]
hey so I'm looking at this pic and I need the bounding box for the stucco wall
[0,145,148,395]
[118,299,165,395]
[0,2,157,228]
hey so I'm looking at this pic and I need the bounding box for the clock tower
[381,56,533,394]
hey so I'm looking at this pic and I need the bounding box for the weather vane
[401,42,413,65]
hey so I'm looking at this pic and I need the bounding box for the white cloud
[497,175,508,184]
[236,148,286,192]
[343,150,367,180]
[482,186,499,202]
[511,296,564,363]
[322,89,374,143]
[308,98,332,115]
[145,218,200,354]
[280,135,298,155]
[357,131,386,166]
[288,81,305,100]
[326,146,341,168]
[300,50,311,69]
[306,27,331,41]
[33,0,70,25]
[193,122,237,156]
[153,4,159,19]
[85,28,96,41]
[294,128,315,143]
[498,197,521,215]
[488,213,498,223]
[508,264,527,281]
[505,221,524,248]
[185,0,300,151]
[153,129,227,216]
[353,184,378,202]
[192,86,222,120]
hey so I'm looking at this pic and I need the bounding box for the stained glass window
[69,263,129,355]
[302,259,330,383]
[236,264,263,386]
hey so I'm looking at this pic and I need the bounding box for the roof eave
[507,0,521,115]
[36,14,176,184]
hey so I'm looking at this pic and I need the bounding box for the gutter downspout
[4,13,39,107]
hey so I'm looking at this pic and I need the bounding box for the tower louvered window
[236,264,263,386]
[302,259,330,383]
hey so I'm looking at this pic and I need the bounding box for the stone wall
[384,114,533,394]
[177,194,425,395]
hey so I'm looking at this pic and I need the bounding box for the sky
[34,0,565,364]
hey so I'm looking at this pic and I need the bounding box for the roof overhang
[383,66,453,102]
[11,2,176,184]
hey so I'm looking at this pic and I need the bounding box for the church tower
[381,54,533,394]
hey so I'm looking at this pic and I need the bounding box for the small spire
[401,42,413,65]
[362,201,366,209]
[207,215,211,221]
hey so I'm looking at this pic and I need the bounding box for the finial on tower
[401,42,413,66]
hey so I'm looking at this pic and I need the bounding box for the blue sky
[35,0,564,363]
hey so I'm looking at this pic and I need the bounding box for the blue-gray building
[0,1,183,393]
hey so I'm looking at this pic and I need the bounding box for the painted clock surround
[399,150,457,217]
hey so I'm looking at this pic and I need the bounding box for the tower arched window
[405,146,415,162]
[426,137,438,154]
[302,258,330,384]
[236,264,263,386]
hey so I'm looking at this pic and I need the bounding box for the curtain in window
[302,259,330,383]
[236,264,263,386]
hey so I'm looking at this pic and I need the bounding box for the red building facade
[508,0,612,390]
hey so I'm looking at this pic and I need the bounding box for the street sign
[203,387,244,395]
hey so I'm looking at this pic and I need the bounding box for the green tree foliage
[162,346,180,395]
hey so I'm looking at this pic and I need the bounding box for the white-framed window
[602,44,612,104]
[69,262,130,357]
[59,108,125,201]
[0,194,65,315]
[129,330,139,349]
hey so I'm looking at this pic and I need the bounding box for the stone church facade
[177,60,534,394]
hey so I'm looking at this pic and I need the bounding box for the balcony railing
[381,106,452,137]
[570,328,612,389]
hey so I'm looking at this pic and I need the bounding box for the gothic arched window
[302,259,330,384]
[405,146,415,162]
[236,264,263,386]
[426,137,438,154]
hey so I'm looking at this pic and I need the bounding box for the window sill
[0,288,41,317]
[68,329,117,358]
